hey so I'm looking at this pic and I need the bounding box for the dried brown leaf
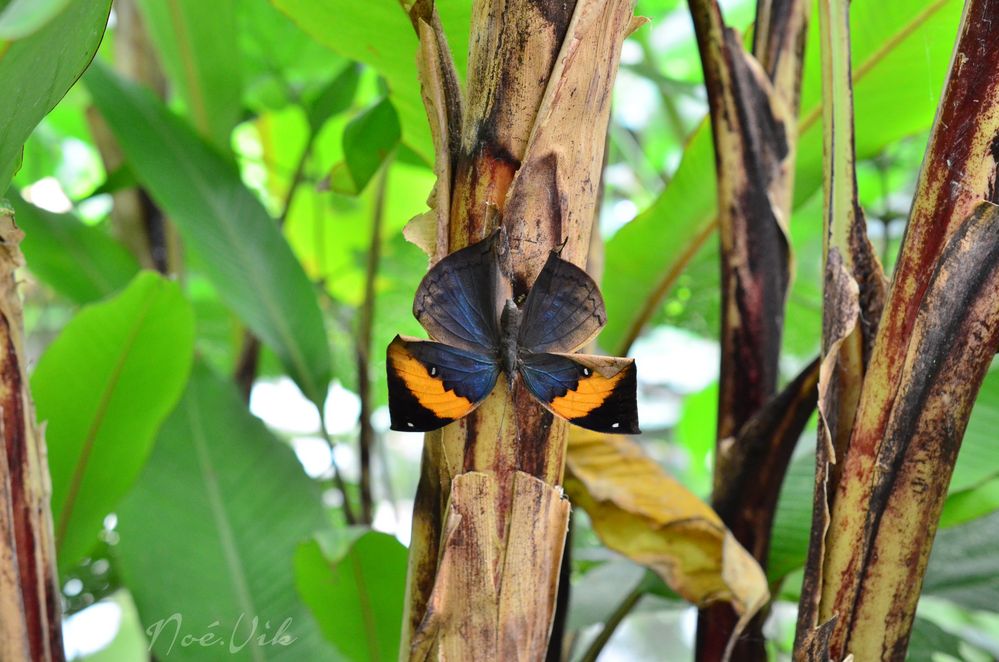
[564,430,768,617]
[414,17,460,263]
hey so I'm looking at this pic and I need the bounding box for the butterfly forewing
[518,352,640,434]
[518,252,607,354]
[387,336,501,431]
[413,232,500,354]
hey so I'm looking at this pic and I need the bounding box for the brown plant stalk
[799,0,999,657]
[686,0,810,655]
[400,1,638,658]
[0,206,64,662]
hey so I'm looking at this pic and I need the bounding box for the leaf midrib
[186,380,266,662]
[55,284,160,550]
[166,0,210,139]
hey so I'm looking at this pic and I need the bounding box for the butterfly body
[499,298,523,387]
[387,230,640,434]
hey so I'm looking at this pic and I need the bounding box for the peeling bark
[0,206,63,662]
[409,471,570,661]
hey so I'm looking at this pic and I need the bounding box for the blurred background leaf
[307,63,362,132]
[295,530,407,662]
[135,0,241,149]
[924,509,999,612]
[330,97,401,195]
[269,0,431,163]
[0,0,73,40]
[115,362,338,661]
[85,61,332,409]
[0,0,111,194]
[601,0,962,356]
[33,271,195,572]
[11,191,139,304]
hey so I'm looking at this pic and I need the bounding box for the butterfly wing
[519,352,640,433]
[413,231,500,354]
[518,251,607,354]
[387,336,500,431]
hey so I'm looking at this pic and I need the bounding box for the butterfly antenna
[555,235,569,255]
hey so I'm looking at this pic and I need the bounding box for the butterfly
[386,229,640,434]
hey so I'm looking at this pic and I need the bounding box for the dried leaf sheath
[401,1,637,658]
[448,0,574,248]
[751,0,810,220]
[794,0,886,652]
[409,470,570,660]
[409,2,463,264]
[689,8,790,444]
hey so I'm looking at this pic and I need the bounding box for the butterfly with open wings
[386,229,640,434]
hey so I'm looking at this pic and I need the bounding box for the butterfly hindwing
[519,352,640,433]
[386,336,500,432]
[413,231,500,354]
[518,251,607,354]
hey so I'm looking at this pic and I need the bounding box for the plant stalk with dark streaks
[686,0,808,655]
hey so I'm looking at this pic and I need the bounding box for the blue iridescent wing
[387,336,500,431]
[413,232,501,354]
[518,251,606,354]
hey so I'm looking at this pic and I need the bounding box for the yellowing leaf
[564,430,768,617]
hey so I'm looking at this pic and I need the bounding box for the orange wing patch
[549,369,626,419]
[387,339,475,419]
